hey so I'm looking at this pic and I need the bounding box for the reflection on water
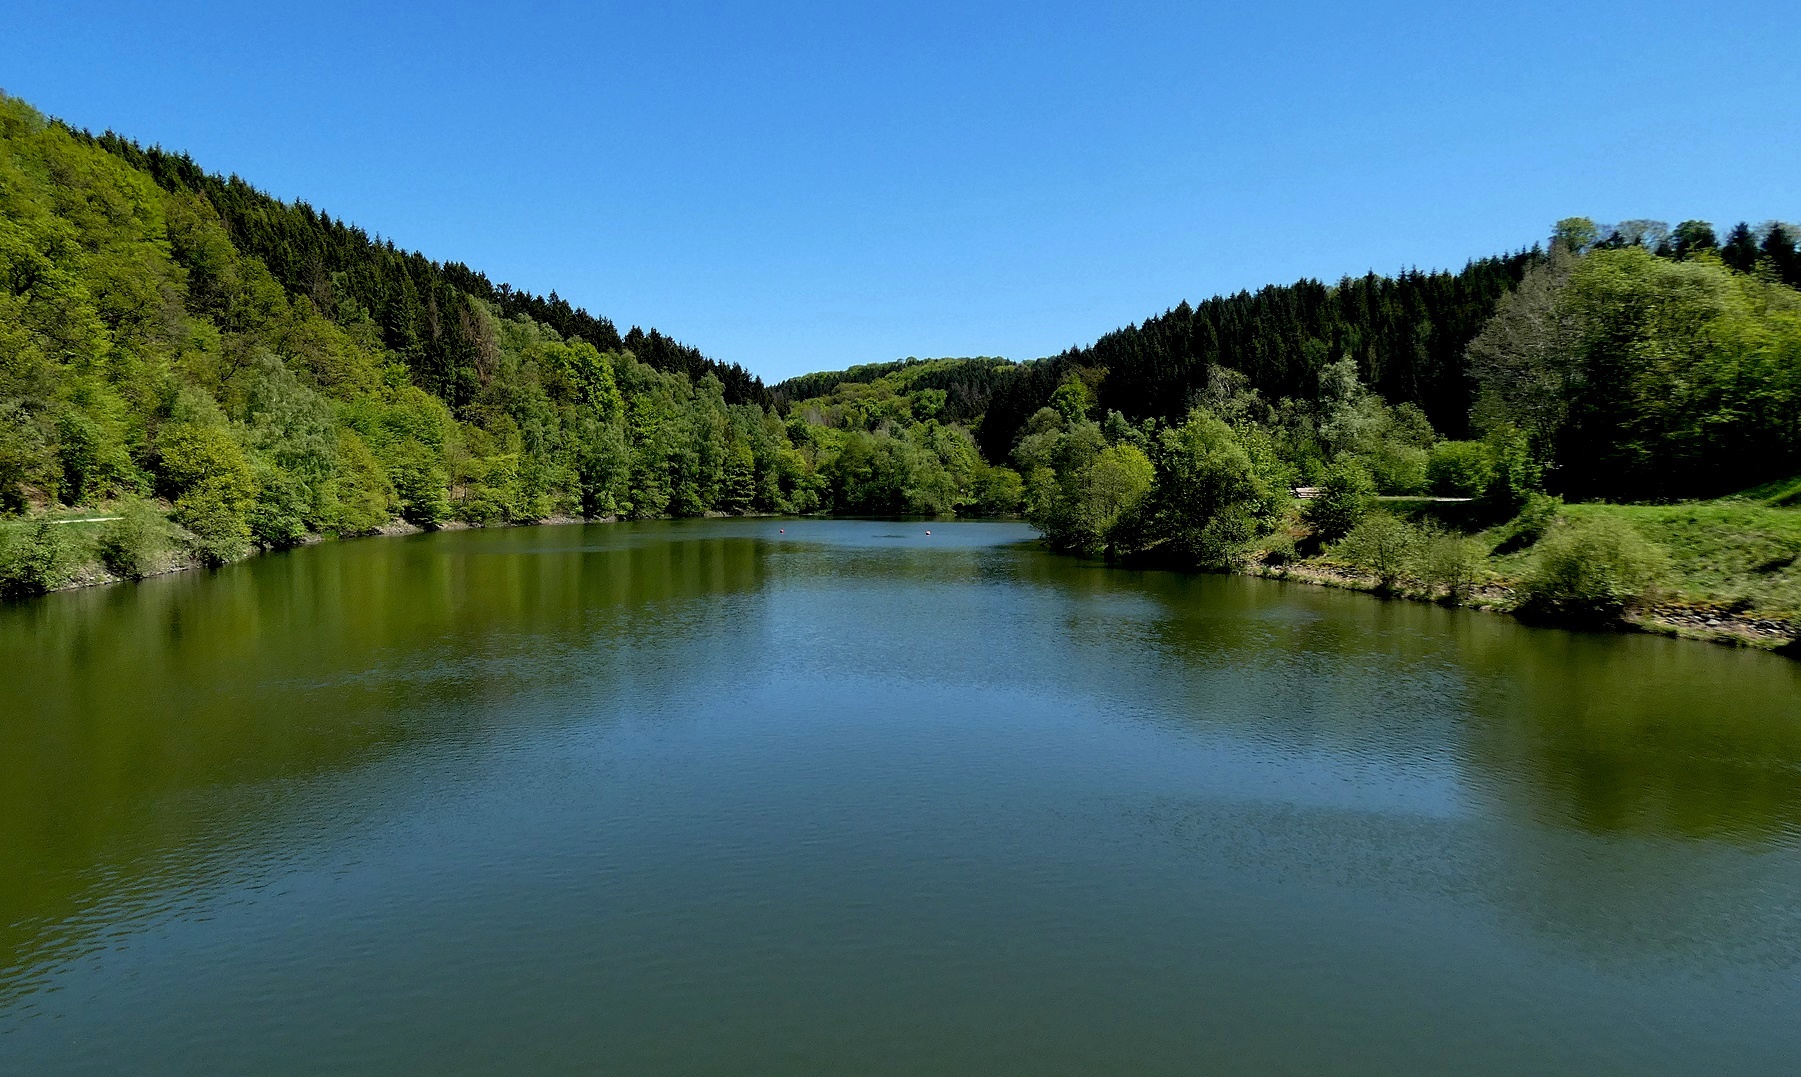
[2,519,1799,1075]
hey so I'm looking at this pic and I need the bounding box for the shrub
[1517,515,1667,621]
[1304,459,1375,541]
[1259,531,1298,567]
[387,446,451,526]
[96,498,167,579]
[176,481,253,565]
[1478,423,1542,517]
[0,520,81,598]
[1427,441,1494,498]
[1336,513,1419,591]
[1492,491,1564,554]
[247,461,311,547]
[969,465,1024,516]
[1358,442,1429,495]
[1416,531,1484,601]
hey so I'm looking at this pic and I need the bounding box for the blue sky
[5,1,1798,382]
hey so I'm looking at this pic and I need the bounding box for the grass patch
[1543,501,1801,618]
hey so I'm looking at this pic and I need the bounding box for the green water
[2,519,1799,1074]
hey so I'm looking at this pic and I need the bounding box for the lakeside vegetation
[4,90,1801,650]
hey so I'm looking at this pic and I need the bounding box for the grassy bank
[11,491,1800,658]
[0,501,594,597]
[1265,487,1801,652]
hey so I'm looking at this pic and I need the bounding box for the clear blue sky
[5,1,1798,383]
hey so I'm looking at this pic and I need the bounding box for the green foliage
[1536,500,1801,620]
[1141,410,1286,568]
[1030,443,1154,556]
[247,459,311,547]
[1478,424,1540,516]
[96,497,167,578]
[1336,514,1419,591]
[1518,515,1668,621]
[1490,491,1564,555]
[1427,440,1493,498]
[330,430,393,533]
[969,465,1024,516]
[1304,460,1375,542]
[1473,244,1801,499]
[1049,375,1094,424]
[176,481,253,565]
[1553,217,1601,253]
[975,256,1541,461]
[1416,531,1483,601]
[0,519,81,596]
[387,444,451,526]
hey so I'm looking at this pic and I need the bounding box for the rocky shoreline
[1248,560,1798,654]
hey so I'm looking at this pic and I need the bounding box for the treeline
[0,92,1018,595]
[1472,219,1801,500]
[7,81,1799,612]
[970,253,1543,460]
[71,120,768,408]
[1003,216,1801,628]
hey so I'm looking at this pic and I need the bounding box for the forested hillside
[991,216,1801,639]
[6,86,1801,641]
[78,129,768,409]
[0,91,1010,593]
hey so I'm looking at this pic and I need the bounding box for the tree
[1303,458,1374,541]
[1553,217,1601,254]
[1144,410,1286,568]
[1720,222,1759,273]
[1337,514,1418,591]
[1670,220,1717,259]
[1468,246,1580,453]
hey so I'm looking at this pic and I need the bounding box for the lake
[2,519,1799,1074]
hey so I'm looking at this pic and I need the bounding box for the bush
[387,447,451,526]
[968,465,1024,516]
[247,462,311,547]
[0,520,81,598]
[1336,513,1419,590]
[1416,531,1484,601]
[1358,442,1429,495]
[1258,531,1298,567]
[1517,515,1667,621]
[1304,459,1375,541]
[1478,423,1542,517]
[1427,441,1494,498]
[97,498,167,579]
[176,481,253,565]
[1492,491,1564,554]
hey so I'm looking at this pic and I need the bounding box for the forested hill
[968,254,1542,458]
[69,123,766,408]
[9,84,1801,616]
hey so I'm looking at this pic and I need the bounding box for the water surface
[3,519,1799,1074]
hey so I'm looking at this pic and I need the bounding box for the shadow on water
[1012,562,1801,963]
[2,518,1800,1061]
[0,522,773,993]
[1023,561,1801,843]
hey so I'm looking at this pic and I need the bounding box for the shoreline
[18,512,1799,656]
[30,512,615,597]
[1244,559,1798,655]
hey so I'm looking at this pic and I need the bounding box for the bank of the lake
[10,499,1801,656]
[4,519,1800,1076]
